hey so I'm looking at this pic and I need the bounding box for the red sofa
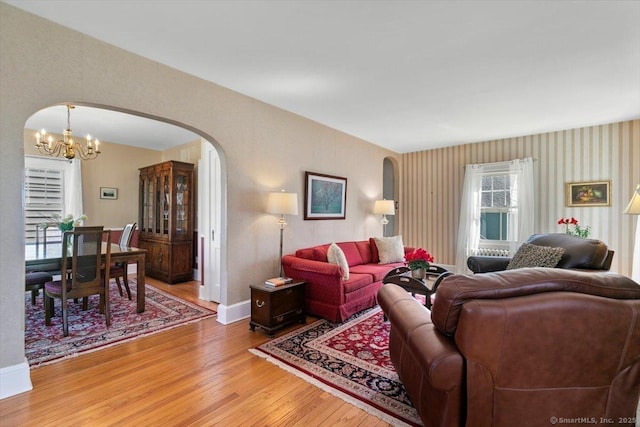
[281,238,412,322]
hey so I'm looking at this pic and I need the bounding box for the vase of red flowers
[405,248,434,280]
[558,217,591,238]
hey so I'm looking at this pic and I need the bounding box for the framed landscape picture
[100,187,118,200]
[304,172,347,220]
[566,181,611,207]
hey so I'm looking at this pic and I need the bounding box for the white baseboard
[0,359,32,400]
[216,299,250,325]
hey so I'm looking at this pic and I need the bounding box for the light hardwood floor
[1,278,391,426]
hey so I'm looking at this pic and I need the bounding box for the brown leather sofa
[467,233,614,273]
[378,268,640,427]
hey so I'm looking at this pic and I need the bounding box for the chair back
[119,223,137,247]
[61,227,111,300]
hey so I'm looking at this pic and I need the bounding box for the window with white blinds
[24,159,67,243]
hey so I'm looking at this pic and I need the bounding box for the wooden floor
[1,278,392,426]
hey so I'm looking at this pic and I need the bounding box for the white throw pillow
[374,235,405,264]
[327,242,349,280]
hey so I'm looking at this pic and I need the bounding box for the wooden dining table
[25,242,147,313]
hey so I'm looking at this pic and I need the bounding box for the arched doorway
[23,103,225,304]
[382,157,399,236]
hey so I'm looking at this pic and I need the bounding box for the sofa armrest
[378,284,464,426]
[282,255,345,304]
[467,255,511,273]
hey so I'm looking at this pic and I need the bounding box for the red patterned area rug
[25,280,216,367]
[250,307,422,427]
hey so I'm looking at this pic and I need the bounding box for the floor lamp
[267,191,298,278]
[374,199,395,237]
[623,184,640,283]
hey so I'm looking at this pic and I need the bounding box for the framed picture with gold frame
[566,181,610,207]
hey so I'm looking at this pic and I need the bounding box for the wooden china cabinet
[138,160,194,284]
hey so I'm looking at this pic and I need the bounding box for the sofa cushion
[355,240,374,264]
[351,263,404,282]
[431,268,640,336]
[337,242,365,267]
[369,237,380,263]
[374,235,405,264]
[506,243,564,270]
[328,243,349,280]
[343,273,376,294]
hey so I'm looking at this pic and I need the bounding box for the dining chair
[25,271,53,305]
[44,227,111,337]
[110,223,136,300]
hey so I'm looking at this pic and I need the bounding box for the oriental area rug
[250,307,423,427]
[25,279,216,367]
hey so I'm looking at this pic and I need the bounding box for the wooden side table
[249,280,306,337]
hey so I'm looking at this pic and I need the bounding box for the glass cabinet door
[162,173,169,235]
[140,175,155,233]
[175,173,189,234]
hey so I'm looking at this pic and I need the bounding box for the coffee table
[382,265,452,309]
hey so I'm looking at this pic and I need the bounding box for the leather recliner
[467,233,614,274]
[378,268,640,427]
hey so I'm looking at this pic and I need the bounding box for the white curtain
[64,159,84,219]
[509,157,534,254]
[455,157,534,273]
[455,164,483,273]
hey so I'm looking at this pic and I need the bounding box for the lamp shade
[374,199,395,216]
[267,192,299,215]
[623,184,640,215]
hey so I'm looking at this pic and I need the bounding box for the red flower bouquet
[558,217,590,238]
[405,248,434,271]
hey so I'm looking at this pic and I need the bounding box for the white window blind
[24,166,65,243]
[24,156,83,244]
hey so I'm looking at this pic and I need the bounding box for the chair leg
[104,294,111,327]
[62,298,69,337]
[114,277,125,297]
[122,275,132,300]
[44,294,52,326]
[30,289,38,305]
[82,297,89,311]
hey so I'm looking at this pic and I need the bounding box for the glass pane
[493,176,506,190]
[147,178,153,232]
[481,192,491,207]
[494,191,506,207]
[481,176,492,191]
[481,212,509,240]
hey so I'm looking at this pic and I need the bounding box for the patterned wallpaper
[399,119,640,276]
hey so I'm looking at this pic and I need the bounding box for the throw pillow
[328,243,349,280]
[506,243,565,270]
[374,235,405,264]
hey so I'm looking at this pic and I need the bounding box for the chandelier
[34,105,101,160]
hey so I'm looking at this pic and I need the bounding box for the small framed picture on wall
[100,187,118,200]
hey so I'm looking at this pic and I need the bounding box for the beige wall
[0,3,396,376]
[400,120,640,276]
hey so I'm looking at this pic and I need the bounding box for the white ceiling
[8,0,640,153]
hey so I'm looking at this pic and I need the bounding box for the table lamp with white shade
[623,184,640,282]
[267,190,298,278]
[374,199,395,236]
